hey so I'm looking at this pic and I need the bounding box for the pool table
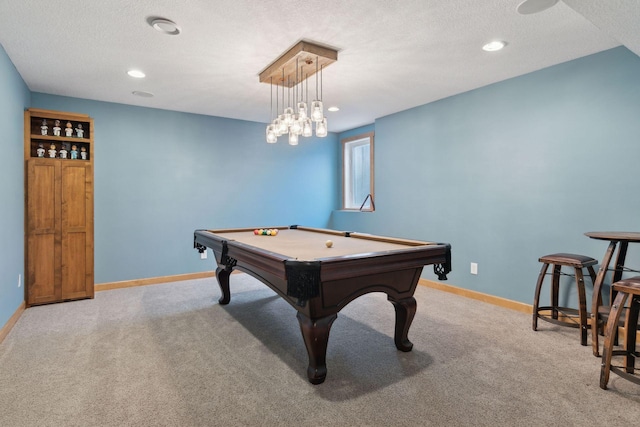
[193,225,451,384]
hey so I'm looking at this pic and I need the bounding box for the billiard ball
[271,229,278,236]
[254,229,259,235]
[325,240,333,248]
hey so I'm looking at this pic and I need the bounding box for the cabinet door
[26,160,62,304]
[61,162,94,300]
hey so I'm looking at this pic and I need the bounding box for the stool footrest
[535,306,592,329]
[608,366,640,386]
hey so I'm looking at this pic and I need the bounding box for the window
[342,132,374,211]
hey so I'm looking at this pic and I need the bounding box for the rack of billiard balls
[254,228,279,236]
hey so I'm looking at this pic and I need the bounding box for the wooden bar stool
[532,253,598,346]
[600,277,640,389]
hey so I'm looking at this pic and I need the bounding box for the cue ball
[325,240,333,248]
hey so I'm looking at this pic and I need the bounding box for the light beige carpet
[1,274,638,426]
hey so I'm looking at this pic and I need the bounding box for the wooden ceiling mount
[259,41,338,88]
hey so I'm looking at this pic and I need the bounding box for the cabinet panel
[27,162,59,232]
[62,232,89,299]
[26,233,59,304]
[62,163,92,229]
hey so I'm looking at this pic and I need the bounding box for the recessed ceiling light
[132,91,154,98]
[482,41,506,52]
[516,0,559,15]
[150,18,181,35]
[328,106,340,112]
[127,70,146,78]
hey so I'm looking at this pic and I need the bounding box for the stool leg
[600,292,629,390]
[533,263,550,331]
[587,265,597,317]
[587,265,598,341]
[623,295,639,374]
[593,242,617,357]
[586,266,597,291]
[551,264,561,320]
[575,268,588,346]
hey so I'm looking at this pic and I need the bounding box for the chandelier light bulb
[311,100,324,122]
[277,115,288,135]
[266,124,277,143]
[288,131,299,146]
[290,118,302,135]
[297,102,307,120]
[272,118,281,136]
[284,107,294,126]
[302,118,313,137]
[315,118,328,137]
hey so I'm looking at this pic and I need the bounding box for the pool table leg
[296,312,337,385]
[389,296,416,352]
[215,267,231,305]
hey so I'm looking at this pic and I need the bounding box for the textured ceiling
[0,0,637,133]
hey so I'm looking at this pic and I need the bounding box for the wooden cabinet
[24,108,94,306]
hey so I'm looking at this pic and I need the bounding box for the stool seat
[533,253,598,346]
[600,277,640,389]
[538,253,598,269]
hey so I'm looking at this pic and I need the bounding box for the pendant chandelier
[259,41,338,145]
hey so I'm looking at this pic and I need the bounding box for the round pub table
[585,232,640,356]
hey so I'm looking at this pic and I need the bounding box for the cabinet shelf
[27,157,90,162]
[29,134,90,142]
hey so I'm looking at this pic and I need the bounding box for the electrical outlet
[470,263,478,275]
[18,273,22,287]
[200,251,207,260]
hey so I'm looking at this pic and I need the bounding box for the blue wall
[331,47,640,304]
[0,44,30,327]
[28,95,339,283]
[3,44,640,330]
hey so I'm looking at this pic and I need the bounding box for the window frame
[341,132,375,211]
